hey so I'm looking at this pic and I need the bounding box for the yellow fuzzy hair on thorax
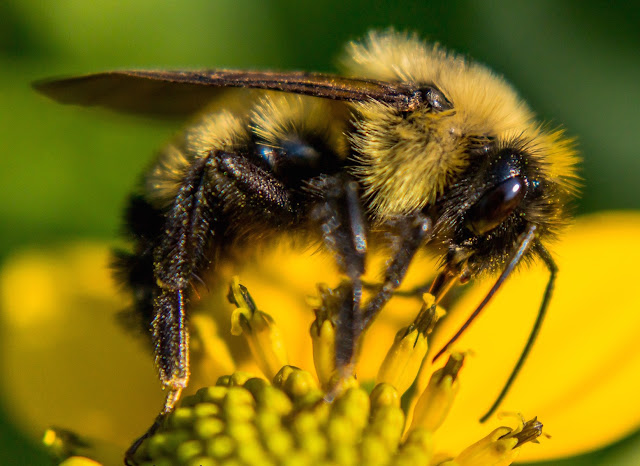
[343,30,540,220]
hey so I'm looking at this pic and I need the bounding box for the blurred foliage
[0,1,638,464]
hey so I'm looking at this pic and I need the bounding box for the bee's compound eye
[467,177,526,235]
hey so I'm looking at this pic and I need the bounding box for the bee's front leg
[362,213,433,328]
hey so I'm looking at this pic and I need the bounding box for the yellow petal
[189,314,236,388]
[0,243,163,462]
[423,212,640,460]
[6,212,637,465]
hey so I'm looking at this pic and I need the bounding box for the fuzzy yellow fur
[144,94,348,207]
[145,110,249,207]
[343,30,578,220]
[251,94,348,158]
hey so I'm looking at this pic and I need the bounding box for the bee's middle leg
[310,174,368,375]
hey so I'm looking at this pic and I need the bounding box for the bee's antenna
[478,240,557,422]
[432,225,538,363]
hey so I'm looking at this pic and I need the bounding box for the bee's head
[431,135,578,279]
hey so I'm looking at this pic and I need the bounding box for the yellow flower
[424,212,640,461]
[1,212,639,464]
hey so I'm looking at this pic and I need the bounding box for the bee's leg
[311,174,367,374]
[209,152,368,368]
[151,152,221,389]
[125,147,320,462]
[149,147,295,405]
[362,213,432,328]
[124,389,181,465]
[149,145,299,390]
[125,154,219,464]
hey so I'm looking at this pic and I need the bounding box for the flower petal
[422,212,640,460]
[5,212,636,464]
[0,243,163,461]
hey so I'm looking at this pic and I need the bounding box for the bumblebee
[35,30,579,461]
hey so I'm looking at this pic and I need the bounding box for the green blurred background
[1,1,639,464]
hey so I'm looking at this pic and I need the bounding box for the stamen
[410,353,464,433]
[376,294,443,394]
[376,326,428,394]
[500,417,544,448]
[309,282,360,398]
[228,277,289,380]
[121,279,545,466]
[450,417,544,465]
[309,283,340,389]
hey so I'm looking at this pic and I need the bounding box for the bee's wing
[33,69,420,118]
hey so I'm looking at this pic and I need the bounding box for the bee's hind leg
[124,388,182,465]
[123,153,220,464]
